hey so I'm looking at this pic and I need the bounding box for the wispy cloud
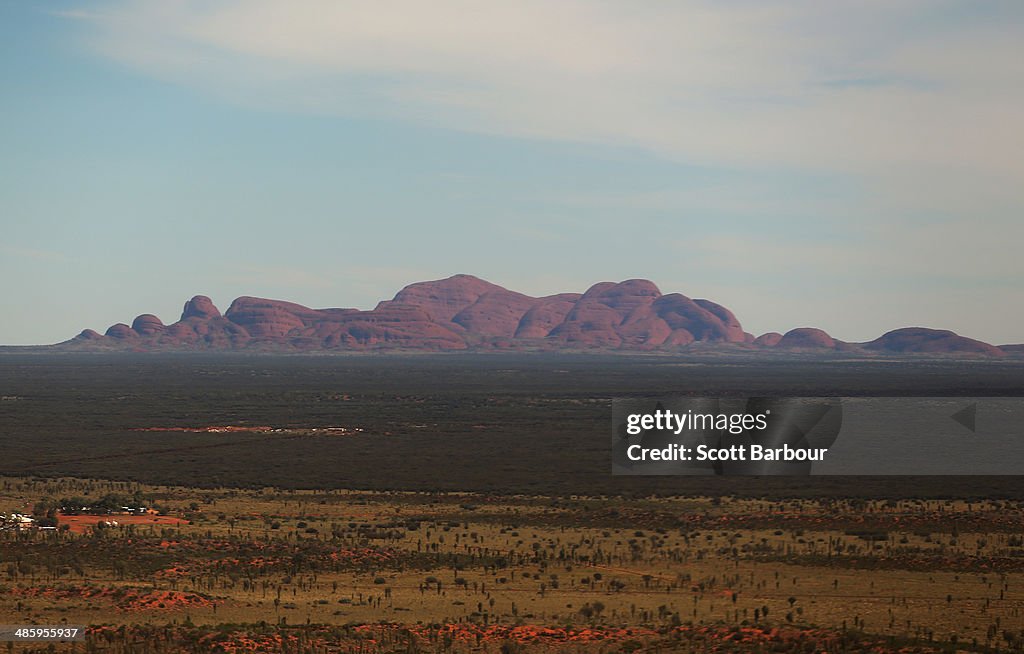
[39,1,1024,343]
[61,1,1023,209]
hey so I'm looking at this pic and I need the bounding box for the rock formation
[57,275,1008,356]
[865,328,1004,357]
[776,328,837,350]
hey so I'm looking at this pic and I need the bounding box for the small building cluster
[0,512,38,530]
[58,503,152,516]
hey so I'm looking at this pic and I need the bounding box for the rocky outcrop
[452,289,538,338]
[754,332,783,347]
[749,325,1007,356]
[104,323,138,339]
[60,274,1009,355]
[865,328,1004,356]
[304,305,467,350]
[513,294,581,338]
[544,280,747,348]
[548,281,649,347]
[653,294,746,342]
[382,275,507,322]
[776,328,837,349]
[131,314,165,336]
[225,297,321,338]
[693,299,745,340]
[181,295,221,321]
[161,316,250,348]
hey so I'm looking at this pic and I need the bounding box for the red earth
[57,512,189,534]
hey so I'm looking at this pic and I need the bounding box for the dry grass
[1,477,1023,652]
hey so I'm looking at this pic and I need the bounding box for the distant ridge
[55,274,1009,356]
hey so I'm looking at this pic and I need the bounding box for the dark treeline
[1,353,1023,498]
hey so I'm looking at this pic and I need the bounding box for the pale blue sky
[2,1,1022,345]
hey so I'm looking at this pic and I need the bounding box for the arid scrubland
[2,477,1023,652]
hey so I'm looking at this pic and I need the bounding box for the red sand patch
[11,585,216,612]
[57,513,189,533]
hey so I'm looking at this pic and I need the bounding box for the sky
[1,0,1022,345]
